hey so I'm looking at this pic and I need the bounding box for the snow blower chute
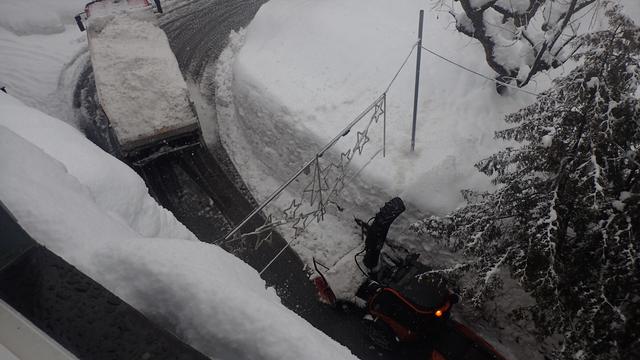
[313,198,457,342]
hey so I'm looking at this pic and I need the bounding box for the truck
[77,0,201,163]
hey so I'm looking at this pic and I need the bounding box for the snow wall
[0,93,356,360]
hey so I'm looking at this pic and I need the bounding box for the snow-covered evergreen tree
[413,4,639,359]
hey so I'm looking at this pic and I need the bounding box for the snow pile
[215,0,640,261]
[0,24,87,121]
[220,0,535,222]
[0,94,356,360]
[212,0,538,274]
[0,0,86,36]
[88,9,197,147]
[220,0,640,217]
[0,94,195,240]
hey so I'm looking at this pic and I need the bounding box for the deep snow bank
[229,0,537,218]
[0,94,356,360]
[216,0,640,281]
[225,0,640,218]
[0,0,86,36]
[0,94,195,240]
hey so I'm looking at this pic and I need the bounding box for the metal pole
[411,10,424,152]
[383,93,386,157]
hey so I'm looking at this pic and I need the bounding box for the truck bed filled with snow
[87,3,198,151]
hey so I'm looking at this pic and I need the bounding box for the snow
[0,93,356,360]
[87,6,198,148]
[0,0,86,36]
[0,1,93,125]
[1,3,354,358]
[494,0,531,13]
[469,0,495,10]
[517,64,532,83]
[611,200,625,211]
[207,0,640,358]
[212,0,537,277]
[454,11,474,34]
[483,8,534,74]
[612,190,631,212]
[586,76,600,89]
[2,0,638,358]
[213,0,640,267]
[321,248,368,303]
[0,94,195,241]
[225,0,537,216]
[619,191,632,201]
[0,344,19,360]
[0,24,87,123]
[623,0,640,24]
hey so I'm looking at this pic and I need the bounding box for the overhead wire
[384,40,419,94]
[420,45,540,96]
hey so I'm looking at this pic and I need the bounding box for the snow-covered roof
[0,92,357,360]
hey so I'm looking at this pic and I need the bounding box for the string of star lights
[222,94,386,253]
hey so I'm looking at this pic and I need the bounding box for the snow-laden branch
[451,0,599,92]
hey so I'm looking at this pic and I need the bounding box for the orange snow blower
[312,197,507,360]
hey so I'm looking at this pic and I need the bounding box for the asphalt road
[73,1,410,358]
[161,0,265,79]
